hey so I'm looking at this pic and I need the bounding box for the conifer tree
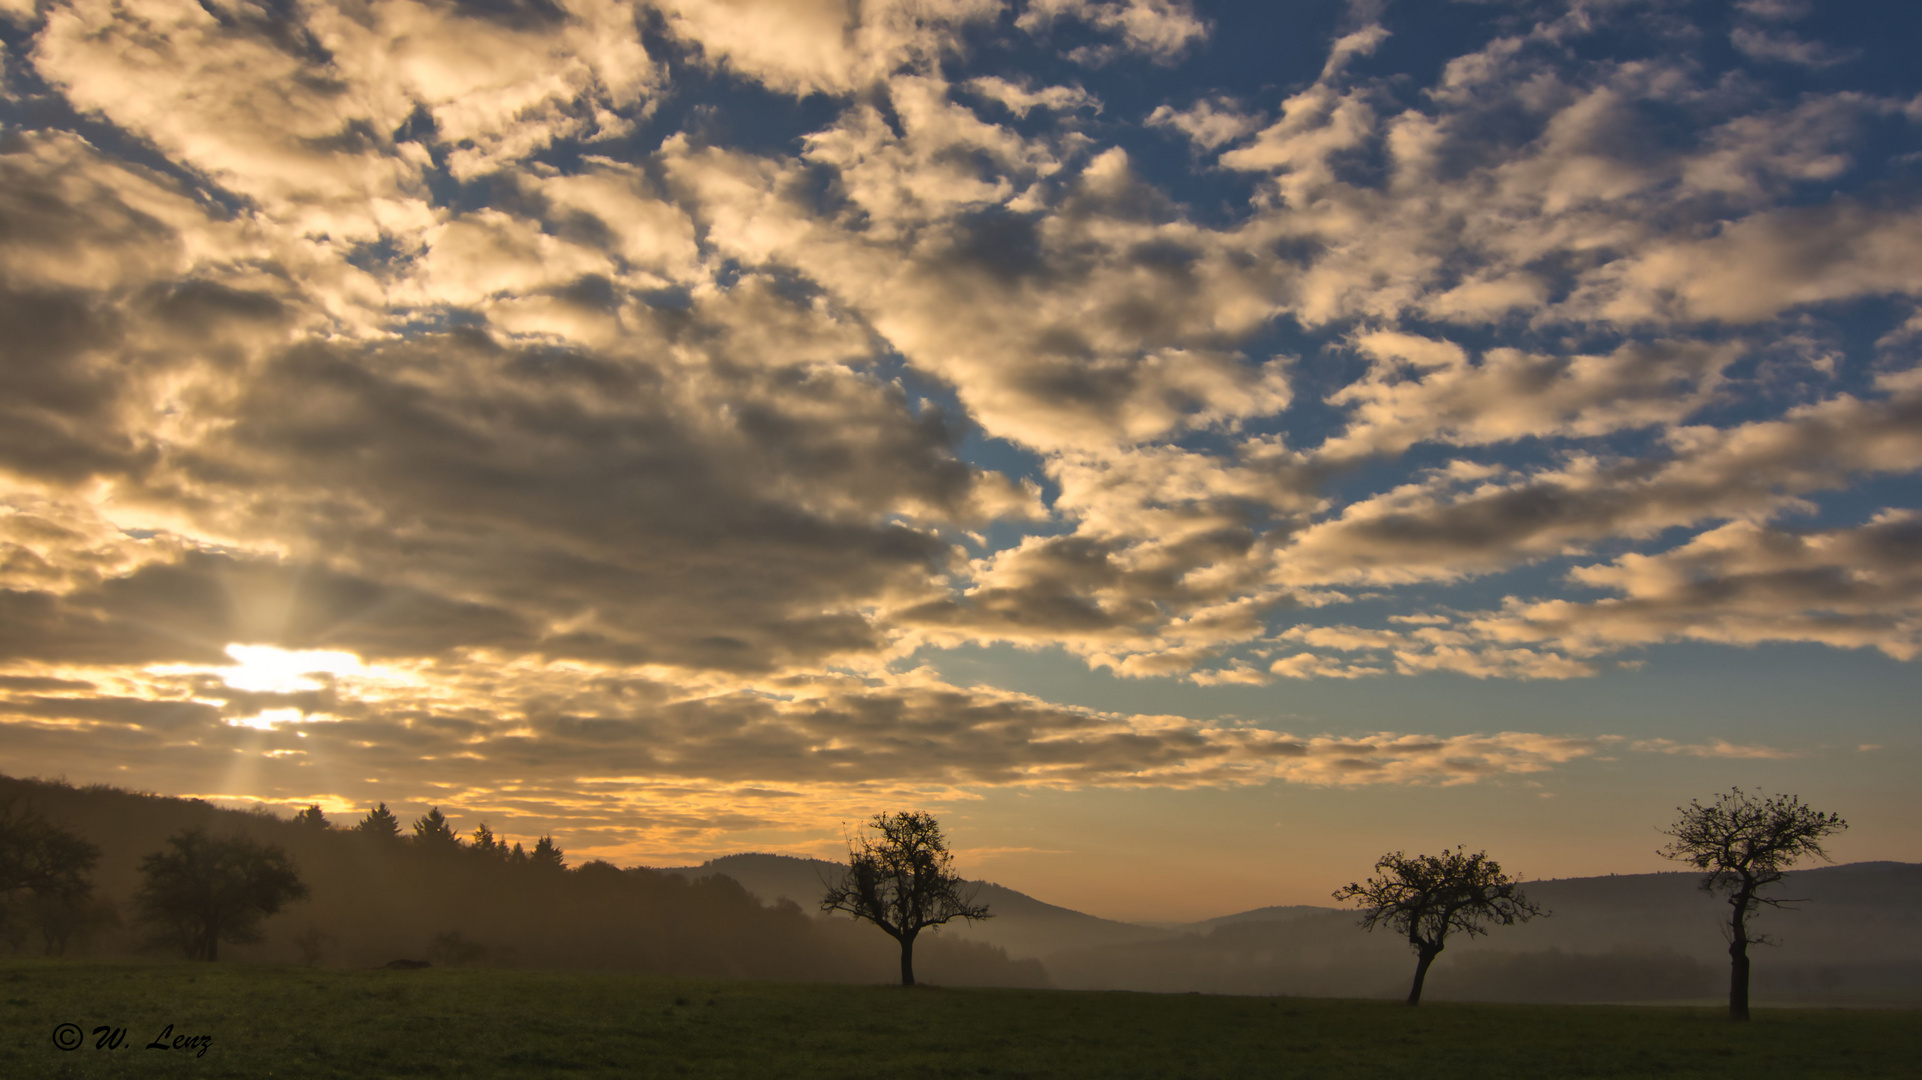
[412,808,461,853]
[472,823,506,859]
[530,836,565,872]
[355,803,401,840]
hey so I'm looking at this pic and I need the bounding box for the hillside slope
[658,853,1164,959]
[1053,863,1922,1004]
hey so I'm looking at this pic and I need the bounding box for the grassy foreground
[3,961,1916,1079]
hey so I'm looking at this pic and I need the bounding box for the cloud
[1472,511,1922,661]
[1267,652,1385,680]
[967,75,1099,118]
[1319,333,1740,461]
[0,0,1916,858]
[1729,26,1855,70]
[1571,200,1922,325]
[1019,0,1209,67]
[1629,737,1804,760]
[0,657,1613,800]
[1147,95,1261,151]
[1276,374,1922,588]
[659,0,997,97]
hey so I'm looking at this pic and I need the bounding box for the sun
[218,644,367,694]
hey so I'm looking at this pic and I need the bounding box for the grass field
[3,961,1917,1079]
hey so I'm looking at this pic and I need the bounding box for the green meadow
[3,962,1917,1079]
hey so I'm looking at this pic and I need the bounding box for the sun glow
[145,644,403,728]
[218,644,367,693]
[228,706,308,730]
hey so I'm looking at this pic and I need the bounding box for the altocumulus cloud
[0,0,1914,856]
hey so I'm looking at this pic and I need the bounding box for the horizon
[2,0,1919,926]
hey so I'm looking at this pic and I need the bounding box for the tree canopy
[0,797,98,901]
[530,836,565,872]
[412,807,461,853]
[355,802,400,840]
[821,811,990,986]
[134,829,309,961]
[0,797,103,955]
[1660,788,1848,1020]
[1334,846,1544,1005]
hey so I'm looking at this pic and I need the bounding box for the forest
[0,774,1045,987]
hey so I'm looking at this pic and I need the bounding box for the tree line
[0,778,1043,987]
[1,798,563,961]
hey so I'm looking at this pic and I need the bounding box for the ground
[2,961,1916,1078]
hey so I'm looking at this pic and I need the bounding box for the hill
[0,775,1047,988]
[657,853,1164,959]
[1049,863,1922,1005]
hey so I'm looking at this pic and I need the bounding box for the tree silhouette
[355,802,401,840]
[821,811,991,986]
[1660,788,1848,1021]
[0,798,103,956]
[293,804,330,830]
[33,891,119,957]
[134,829,308,961]
[1333,847,1544,1005]
[530,836,565,872]
[472,823,508,860]
[0,797,99,904]
[412,808,461,853]
[293,923,335,967]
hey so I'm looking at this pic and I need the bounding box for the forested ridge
[0,774,1047,987]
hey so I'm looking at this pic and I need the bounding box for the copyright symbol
[51,1023,84,1051]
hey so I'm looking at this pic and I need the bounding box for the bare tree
[1333,846,1544,1005]
[821,811,990,986]
[1659,789,1848,1021]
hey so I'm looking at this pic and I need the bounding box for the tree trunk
[205,928,218,963]
[1727,909,1750,1021]
[1407,944,1441,1005]
[899,931,916,986]
[1727,890,1752,1021]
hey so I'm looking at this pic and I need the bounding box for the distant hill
[1049,862,1922,1005]
[656,853,1163,959]
[1178,905,1342,933]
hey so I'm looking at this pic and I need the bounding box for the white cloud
[1473,511,1922,661]
[1146,95,1261,151]
[1020,0,1208,67]
[967,75,1099,117]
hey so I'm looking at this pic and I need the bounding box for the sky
[0,0,1918,922]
